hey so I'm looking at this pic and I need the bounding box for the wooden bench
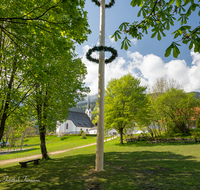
[19,159,40,168]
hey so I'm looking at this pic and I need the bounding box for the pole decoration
[86,46,118,64]
[91,0,115,8]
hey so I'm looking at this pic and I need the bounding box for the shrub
[57,132,65,138]
[68,134,81,136]
[80,130,84,135]
[81,133,87,139]
[86,134,97,137]
[137,132,151,141]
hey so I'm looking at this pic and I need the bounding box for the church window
[66,123,68,129]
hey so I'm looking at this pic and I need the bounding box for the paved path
[0,136,118,166]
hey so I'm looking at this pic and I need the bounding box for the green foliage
[113,0,200,57]
[86,46,118,64]
[81,133,87,139]
[4,109,35,142]
[92,100,98,125]
[91,0,115,8]
[121,37,131,50]
[0,0,91,141]
[104,74,149,144]
[86,134,97,136]
[153,89,198,135]
[80,129,84,135]
[197,119,200,129]
[68,134,81,136]
[137,132,151,141]
[164,42,181,58]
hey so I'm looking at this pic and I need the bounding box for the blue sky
[76,0,200,95]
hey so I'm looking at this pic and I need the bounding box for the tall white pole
[95,0,105,172]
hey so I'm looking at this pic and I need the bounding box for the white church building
[56,98,119,136]
[56,99,94,134]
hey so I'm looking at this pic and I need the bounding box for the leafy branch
[112,0,200,57]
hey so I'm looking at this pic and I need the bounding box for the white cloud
[80,45,200,95]
[130,39,137,45]
[109,35,116,44]
[191,49,200,65]
[165,60,189,88]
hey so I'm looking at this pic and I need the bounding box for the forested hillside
[69,101,97,113]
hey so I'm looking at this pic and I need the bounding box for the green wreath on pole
[86,46,118,64]
[91,0,115,8]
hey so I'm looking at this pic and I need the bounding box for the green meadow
[1,137,200,189]
[0,135,97,161]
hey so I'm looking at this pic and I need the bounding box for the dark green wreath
[91,0,115,8]
[86,46,118,64]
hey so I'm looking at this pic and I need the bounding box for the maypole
[86,0,117,172]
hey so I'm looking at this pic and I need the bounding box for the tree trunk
[0,61,17,141]
[0,113,7,141]
[39,126,48,159]
[176,121,190,135]
[119,128,123,144]
[20,137,24,150]
[16,139,18,150]
[37,85,49,160]
[37,99,48,160]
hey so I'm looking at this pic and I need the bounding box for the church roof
[67,111,94,128]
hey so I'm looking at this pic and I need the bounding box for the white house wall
[66,120,76,133]
[77,127,91,133]
[107,129,118,136]
[89,129,97,134]
[89,128,118,136]
[57,120,76,134]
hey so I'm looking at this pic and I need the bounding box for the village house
[56,98,120,136]
[89,126,119,136]
[56,99,94,134]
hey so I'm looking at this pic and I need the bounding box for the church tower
[85,96,92,120]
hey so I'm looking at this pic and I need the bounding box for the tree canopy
[112,0,200,58]
[0,0,91,145]
[0,0,90,55]
[104,74,149,144]
[152,88,198,134]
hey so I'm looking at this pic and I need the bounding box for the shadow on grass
[23,139,29,143]
[0,148,40,157]
[8,148,40,155]
[20,144,40,149]
[1,149,200,190]
[60,136,69,141]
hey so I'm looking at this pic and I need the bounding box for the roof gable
[67,111,94,128]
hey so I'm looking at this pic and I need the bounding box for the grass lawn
[0,135,97,161]
[1,138,200,189]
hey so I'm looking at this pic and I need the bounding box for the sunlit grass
[1,138,200,189]
[0,135,97,161]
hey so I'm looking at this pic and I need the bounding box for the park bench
[19,159,40,168]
